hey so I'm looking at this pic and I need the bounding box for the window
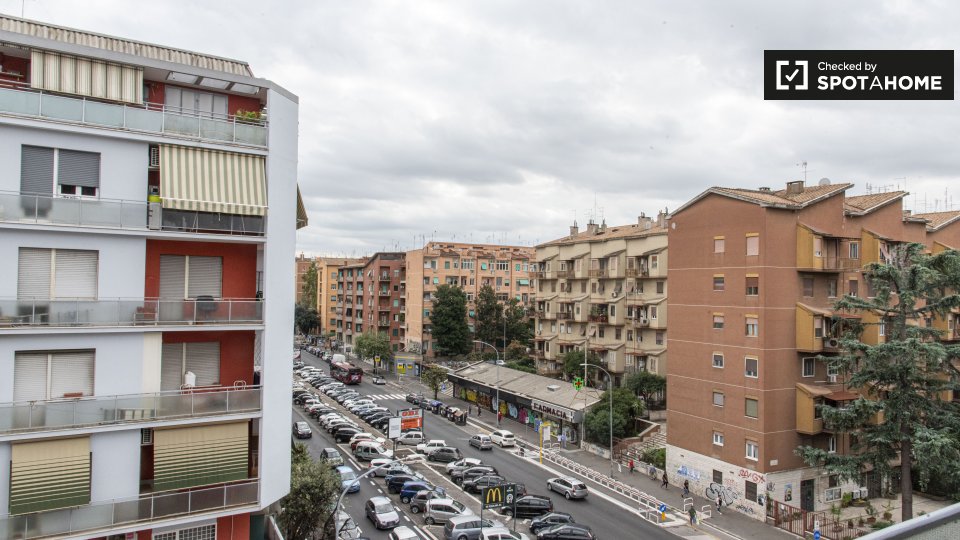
[745,398,759,418]
[165,86,227,117]
[713,432,724,446]
[655,331,664,345]
[828,435,837,453]
[713,470,723,484]
[849,242,860,259]
[814,316,824,338]
[746,276,759,296]
[713,314,725,329]
[650,306,658,319]
[745,316,759,337]
[21,145,101,199]
[879,320,886,337]
[433,277,439,284]
[746,441,759,461]
[827,279,838,298]
[597,327,604,338]
[712,353,724,368]
[496,261,509,271]
[802,357,816,377]
[828,474,840,489]
[745,357,758,378]
[802,276,814,297]
[14,350,95,400]
[153,524,217,540]
[714,237,725,253]
[516,263,521,271]
[745,480,758,503]
[18,247,99,299]
[746,234,760,256]
[462,259,475,270]
[650,255,659,270]
[813,236,823,257]
[444,261,450,269]
[849,279,859,297]
[160,342,220,390]
[656,281,664,294]
[713,391,724,407]
[713,275,725,291]
[615,328,622,340]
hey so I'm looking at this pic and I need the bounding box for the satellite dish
[818,178,831,186]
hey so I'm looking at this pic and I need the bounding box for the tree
[561,349,602,380]
[294,304,319,335]
[583,387,644,444]
[504,340,536,373]
[625,371,667,410]
[301,261,318,310]
[474,284,501,346]
[422,363,449,399]
[279,443,341,539]
[354,331,392,366]
[796,244,960,521]
[431,284,471,356]
[503,297,532,347]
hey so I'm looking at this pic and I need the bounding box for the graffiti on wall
[737,468,766,484]
[705,482,740,505]
[734,503,757,516]
[675,465,703,483]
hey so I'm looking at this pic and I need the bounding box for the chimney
[586,220,598,235]
[786,180,805,195]
[657,209,669,228]
[638,213,653,228]
[758,186,771,192]
[569,220,579,237]
[599,219,607,233]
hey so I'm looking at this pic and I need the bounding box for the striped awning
[154,421,249,491]
[10,437,90,515]
[31,50,143,104]
[296,185,308,229]
[160,145,267,216]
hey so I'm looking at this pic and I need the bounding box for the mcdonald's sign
[482,483,516,510]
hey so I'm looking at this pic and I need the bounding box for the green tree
[503,297,532,347]
[431,284,471,356]
[504,341,529,362]
[421,363,449,399]
[474,284,501,346]
[561,349,602,380]
[301,261,318,310]
[625,371,667,410]
[279,443,341,539]
[355,331,392,372]
[294,304,319,335]
[796,244,960,520]
[583,387,644,444]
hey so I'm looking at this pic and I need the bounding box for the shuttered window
[161,342,220,390]
[154,422,248,491]
[10,437,91,514]
[159,255,222,299]
[20,146,101,197]
[20,145,54,195]
[17,248,98,299]
[14,350,95,401]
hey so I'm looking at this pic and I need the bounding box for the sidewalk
[384,371,795,540]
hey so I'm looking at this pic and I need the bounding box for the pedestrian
[498,411,503,423]
[477,404,481,417]
[688,506,697,525]
[683,480,690,498]
[661,472,669,489]
[628,459,635,474]
[716,493,723,514]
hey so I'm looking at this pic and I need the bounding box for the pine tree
[431,284,471,356]
[474,284,501,345]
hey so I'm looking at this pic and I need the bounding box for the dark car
[405,393,421,404]
[292,421,312,439]
[530,512,576,535]
[463,474,505,494]
[309,406,335,419]
[409,489,447,514]
[453,465,498,484]
[386,473,421,494]
[361,408,390,420]
[370,416,393,430]
[503,494,553,519]
[399,481,434,504]
[293,393,314,405]
[334,427,362,442]
[327,420,357,433]
[536,523,595,539]
[427,447,462,463]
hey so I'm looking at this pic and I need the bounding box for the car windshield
[451,500,466,512]
[340,470,356,481]
[375,502,393,513]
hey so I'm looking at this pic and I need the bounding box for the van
[354,441,394,461]
[442,515,503,540]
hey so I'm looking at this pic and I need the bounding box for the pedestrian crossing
[366,393,407,401]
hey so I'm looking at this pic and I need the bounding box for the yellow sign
[398,364,406,374]
[485,486,503,506]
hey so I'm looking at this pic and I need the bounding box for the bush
[642,447,666,470]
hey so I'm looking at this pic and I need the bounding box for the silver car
[423,498,474,526]
[469,434,493,450]
[546,476,589,499]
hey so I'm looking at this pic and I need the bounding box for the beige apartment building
[665,180,960,520]
[295,253,314,306]
[316,257,365,336]
[533,216,669,386]
[405,242,536,357]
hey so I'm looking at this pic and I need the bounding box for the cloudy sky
[4,1,958,255]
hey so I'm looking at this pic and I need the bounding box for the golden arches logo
[485,487,503,505]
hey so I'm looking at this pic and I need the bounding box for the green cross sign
[572,376,584,391]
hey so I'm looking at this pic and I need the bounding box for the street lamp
[473,339,500,426]
[582,362,615,478]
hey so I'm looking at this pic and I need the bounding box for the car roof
[369,495,392,504]
[335,465,354,473]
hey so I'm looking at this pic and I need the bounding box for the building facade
[335,260,367,348]
[317,257,364,337]
[0,15,301,539]
[665,180,955,520]
[534,216,668,386]
[294,253,314,306]
[361,252,407,353]
[405,242,535,357]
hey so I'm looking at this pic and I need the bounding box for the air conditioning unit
[827,373,838,383]
[141,428,154,445]
[611,291,619,298]
[149,146,160,168]
[826,338,840,348]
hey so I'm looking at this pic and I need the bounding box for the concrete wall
[91,430,141,502]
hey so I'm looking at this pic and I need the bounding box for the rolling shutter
[13,352,48,402]
[160,255,187,298]
[20,146,54,195]
[9,437,91,515]
[57,150,101,189]
[153,422,248,491]
[185,342,220,386]
[53,249,98,299]
[49,351,95,398]
[161,343,185,391]
[17,248,51,299]
[187,256,222,298]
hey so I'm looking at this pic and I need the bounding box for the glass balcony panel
[226,481,260,506]
[164,112,199,137]
[0,298,261,327]
[235,122,267,146]
[191,391,229,416]
[229,388,261,412]
[152,491,190,519]
[41,400,80,429]
[114,394,159,422]
[40,93,84,122]
[68,503,114,535]
[0,514,28,540]
[84,100,125,127]
[0,85,40,115]
[156,392,195,418]
[28,507,72,538]
[191,486,226,512]
[199,117,233,142]
[113,499,144,525]
[125,106,164,132]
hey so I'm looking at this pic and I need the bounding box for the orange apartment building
[665,179,960,520]
[294,253,314,306]
[317,257,364,336]
[333,254,406,354]
[405,242,535,357]
[533,216,668,386]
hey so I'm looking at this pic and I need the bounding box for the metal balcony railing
[0,386,261,435]
[0,479,259,540]
[0,298,263,328]
[0,82,267,147]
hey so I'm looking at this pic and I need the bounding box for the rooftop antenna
[797,161,811,183]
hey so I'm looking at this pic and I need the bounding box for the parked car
[417,439,448,454]
[371,416,393,431]
[386,473,423,493]
[447,457,483,476]
[396,431,425,446]
[336,465,360,494]
[534,524,594,539]
[365,495,401,530]
[350,432,385,449]
[482,528,530,540]
[502,495,553,519]
[319,447,343,466]
[334,427,362,443]
[292,421,312,439]
[428,447,463,463]
[490,430,516,447]
[469,434,493,450]
[361,408,391,420]
[373,376,387,385]
[546,477,588,500]
[453,465,498,484]
[409,488,448,514]
[423,498,475,526]
[405,393,422,404]
[355,441,394,461]
[400,481,435,504]
[336,510,362,540]
[441,515,501,539]
[327,420,358,434]
[464,474,506,494]
[388,526,422,540]
[529,513,576,535]
[370,459,413,478]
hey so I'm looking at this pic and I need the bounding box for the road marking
[377,488,383,494]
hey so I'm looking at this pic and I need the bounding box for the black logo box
[764,50,954,100]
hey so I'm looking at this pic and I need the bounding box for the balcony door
[158,255,222,323]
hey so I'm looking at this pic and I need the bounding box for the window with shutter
[13,352,48,401]
[10,437,91,514]
[161,343,185,391]
[14,350,95,400]
[20,146,55,195]
[17,248,51,299]
[160,255,187,298]
[188,256,222,298]
[185,342,220,386]
[57,149,100,197]
[18,248,97,300]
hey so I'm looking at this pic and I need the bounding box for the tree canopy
[431,284,471,356]
[279,443,341,539]
[796,243,960,520]
[583,387,644,444]
[354,331,392,366]
[294,304,319,336]
[502,297,532,347]
[421,363,449,399]
[561,349,602,380]
[301,261,318,310]
[474,284,501,346]
[625,371,667,409]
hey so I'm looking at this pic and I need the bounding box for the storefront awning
[160,145,267,216]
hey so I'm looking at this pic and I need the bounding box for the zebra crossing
[366,393,407,401]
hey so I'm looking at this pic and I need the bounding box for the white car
[489,430,516,447]
[350,432,386,448]
[416,439,447,454]
[481,527,530,540]
[396,431,425,446]
[446,457,482,475]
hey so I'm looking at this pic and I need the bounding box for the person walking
[682,480,690,498]
[628,459,635,474]
[688,506,697,525]
[477,404,481,417]
[498,411,503,424]
[715,493,723,514]
[661,472,669,489]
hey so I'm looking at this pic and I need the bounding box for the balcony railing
[0,298,263,328]
[556,312,573,320]
[588,314,609,323]
[0,479,259,540]
[0,386,261,435]
[0,82,267,147]
[589,268,607,278]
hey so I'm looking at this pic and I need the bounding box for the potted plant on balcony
[234,109,265,124]
[865,503,877,524]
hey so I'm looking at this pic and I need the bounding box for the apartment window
[655,331,664,345]
[713,431,724,446]
[879,320,886,337]
[650,255,659,270]
[160,342,220,390]
[598,327,605,338]
[153,524,217,540]
[609,305,616,317]
[802,357,816,377]
[496,261,509,271]
[330,283,337,290]
[828,474,840,489]
[849,242,860,259]
[433,277,439,285]
[649,306,658,319]
[827,279,838,298]
[714,236,725,253]
[515,263,521,271]
[746,234,760,256]
[656,281,665,294]
[627,330,633,341]
[746,441,759,461]
[745,357,759,378]
[813,236,823,257]
[14,350,95,400]
[713,470,723,484]
[746,276,759,296]
[802,276,814,297]
[444,260,450,269]
[575,259,582,272]
[21,145,101,199]
[615,328,622,340]
[581,281,587,293]
[462,259,475,270]
[713,314,725,329]
[712,353,724,368]
[713,275,725,291]
[828,435,837,454]
[165,86,227,117]
[712,391,724,407]
[159,255,222,299]
[745,480,758,503]
[745,398,759,418]
[742,317,758,338]
[849,279,859,297]
[496,277,503,287]
[18,247,99,299]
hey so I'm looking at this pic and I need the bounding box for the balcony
[589,268,608,278]
[0,82,267,147]
[557,270,575,279]
[0,386,261,436]
[0,298,263,328]
[379,291,390,297]
[1,191,146,230]
[588,313,608,323]
[625,268,639,277]
[0,479,259,540]
[556,312,573,320]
